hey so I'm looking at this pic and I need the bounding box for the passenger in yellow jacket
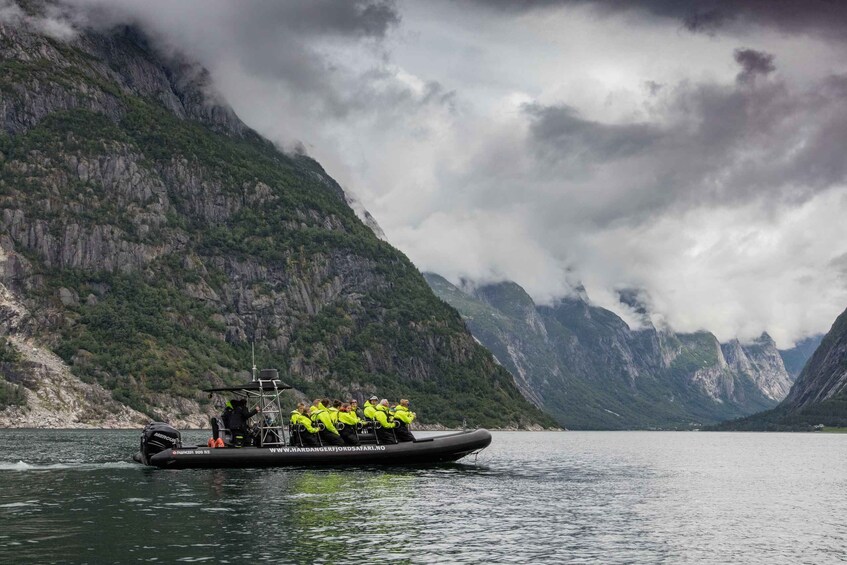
[337,403,360,446]
[392,399,416,442]
[374,399,398,444]
[310,400,344,446]
[328,399,342,424]
[290,403,320,447]
[363,396,379,420]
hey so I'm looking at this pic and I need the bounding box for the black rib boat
[138,429,491,469]
[134,372,492,469]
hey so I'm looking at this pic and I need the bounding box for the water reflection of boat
[134,372,491,470]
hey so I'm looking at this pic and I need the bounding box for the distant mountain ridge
[426,273,796,429]
[779,335,823,379]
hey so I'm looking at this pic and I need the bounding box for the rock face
[0,9,554,429]
[779,309,847,421]
[721,334,793,401]
[714,309,847,429]
[426,273,794,429]
[0,280,150,428]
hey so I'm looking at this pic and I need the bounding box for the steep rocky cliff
[772,308,847,426]
[713,308,847,430]
[0,10,554,429]
[720,334,793,401]
[426,273,793,429]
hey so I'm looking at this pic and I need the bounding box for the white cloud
[571,189,847,346]
[0,0,77,40]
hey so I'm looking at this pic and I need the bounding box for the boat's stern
[136,422,182,466]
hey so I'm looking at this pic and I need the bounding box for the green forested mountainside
[425,273,793,429]
[0,20,554,428]
[713,308,847,430]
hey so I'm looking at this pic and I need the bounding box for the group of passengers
[289,396,416,447]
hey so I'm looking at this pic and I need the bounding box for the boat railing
[252,379,287,447]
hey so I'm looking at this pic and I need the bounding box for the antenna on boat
[251,341,257,382]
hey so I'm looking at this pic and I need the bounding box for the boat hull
[143,429,492,469]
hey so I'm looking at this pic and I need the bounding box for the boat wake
[0,460,137,471]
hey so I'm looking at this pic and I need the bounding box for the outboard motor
[139,422,181,465]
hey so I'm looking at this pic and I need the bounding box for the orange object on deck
[207,438,215,448]
[214,438,225,448]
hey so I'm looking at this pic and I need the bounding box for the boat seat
[356,421,378,444]
[288,424,322,447]
[211,416,232,445]
[367,418,398,444]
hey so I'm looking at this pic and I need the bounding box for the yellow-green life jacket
[374,405,396,428]
[363,401,377,420]
[393,404,415,424]
[311,403,339,435]
[337,410,359,426]
[290,410,319,433]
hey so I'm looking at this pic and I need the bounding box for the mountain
[779,335,824,379]
[425,273,793,429]
[715,309,847,430]
[780,310,847,424]
[0,10,555,429]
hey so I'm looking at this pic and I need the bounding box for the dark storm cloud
[524,103,662,164]
[460,0,847,39]
[265,0,400,38]
[734,48,775,83]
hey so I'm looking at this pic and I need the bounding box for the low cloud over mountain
[50,0,847,346]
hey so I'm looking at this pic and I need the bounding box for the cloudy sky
[55,0,847,346]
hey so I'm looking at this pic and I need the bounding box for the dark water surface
[0,430,844,564]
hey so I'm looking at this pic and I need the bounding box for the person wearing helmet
[221,400,235,431]
[363,395,379,420]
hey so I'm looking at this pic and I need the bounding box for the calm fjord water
[0,430,844,564]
